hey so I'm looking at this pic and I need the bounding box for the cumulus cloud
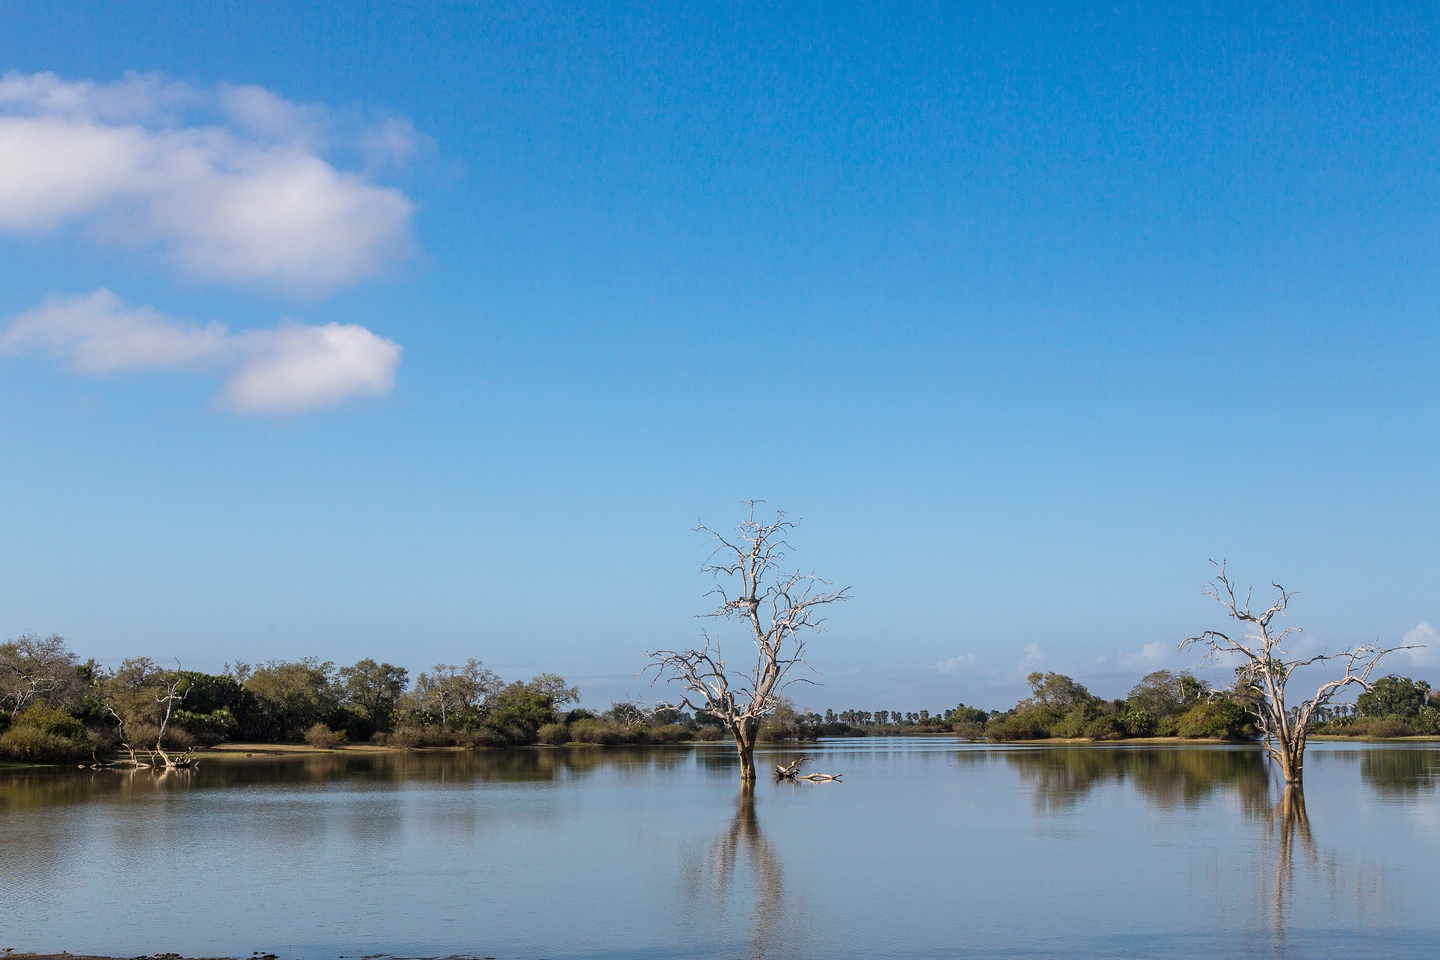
[1015,643,1047,676]
[0,290,400,413]
[932,653,979,675]
[0,71,415,293]
[1119,642,1169,670]
[1400,623,1439,668]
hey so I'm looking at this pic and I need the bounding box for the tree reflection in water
[1360,747,1440,799]
[689,788,801,960]
[1266,785,1316,942]
[1005,745,1273,819]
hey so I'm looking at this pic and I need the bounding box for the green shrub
[1363,719,1416,739]
[172,707,238,745]
[569,719,625,744]
[648,724,695,743]
[1084,715,1124,740]
[0,726,89,762]
[536,722,570,745]
[461,727,509,749]
[385,724,453,748]
[986,709,1055,742]
[695,726,724,741]
[1176,699,1256,740]
[1155,714,1181,737]
[0,704,91,762]
[1120,708,1157,737]
[11,703,84,739]
[1051,705,1096,739]
[304,722,342,749]
[1417,706,1440,734]
[757,723,790,742]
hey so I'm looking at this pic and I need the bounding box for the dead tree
[647,502,849,784]
[102,665,194,770]
[0,633,78,716]
[774,757,841,782]
[150,672,189,769]
[1180,561,1406,785]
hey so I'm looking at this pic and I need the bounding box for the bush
[12,703,83,739]
[696,726,724,741]
[304,722,342,749]
[172,707,238,745]
[536,722,570,745]
[1084,715,1124,741]
[0,726,89,762]
[569,719,626,744]
[385,725,453,748]
[461,727,509,749]
[986,710,1055,742]
[1052,705,1097,739]
[1176,700,1256,741]
[0,705,89,762]
[1363,718,1416,739]
[757,723,790,742]
[649,724,695,743]
[1120,708,1157,737]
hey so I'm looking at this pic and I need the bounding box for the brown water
[1,739,1437,959]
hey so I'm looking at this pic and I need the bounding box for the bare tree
[1180,561,1406,784]
[0,633,79,716]
[150,672,190,769]
[647,502,849,783]
[99,663,194,770]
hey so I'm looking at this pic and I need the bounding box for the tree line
[3,633,1435,766]
[776,668,1440,743]
[0,634,731,764]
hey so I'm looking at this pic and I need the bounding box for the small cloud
[1,289,400,414]
[1119,642,1169,670]
[1400,623,1439,668]
[932,653,979,675]
[0,71,416,294]
[1013,643,1046,677]
[223,321,400,413]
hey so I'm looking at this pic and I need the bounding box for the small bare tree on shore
[1181,561,1407,785]
[647,503,849,784]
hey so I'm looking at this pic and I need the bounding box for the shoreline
[6,734,1438,771]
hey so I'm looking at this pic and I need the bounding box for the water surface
[2,739,1437,959]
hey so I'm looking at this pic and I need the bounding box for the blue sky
[1,1,1437,710]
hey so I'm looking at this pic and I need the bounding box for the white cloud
[223,321,400,413]
[0,71,415,293]
[1015,643,1047,676]
[1119,641,1169,670]
[1400,623,1439,668]
[1,290,400,414]
[932,653,979,675]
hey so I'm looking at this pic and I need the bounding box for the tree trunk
[1273,736,1304,785]
[734,723,758,783]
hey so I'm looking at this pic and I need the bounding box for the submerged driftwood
[774,757,841,783]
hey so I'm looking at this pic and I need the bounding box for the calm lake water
[2,738,1438,959]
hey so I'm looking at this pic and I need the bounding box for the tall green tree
[241,658,341,741]
[1357,676,1431,719]
[340,659,409,733]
